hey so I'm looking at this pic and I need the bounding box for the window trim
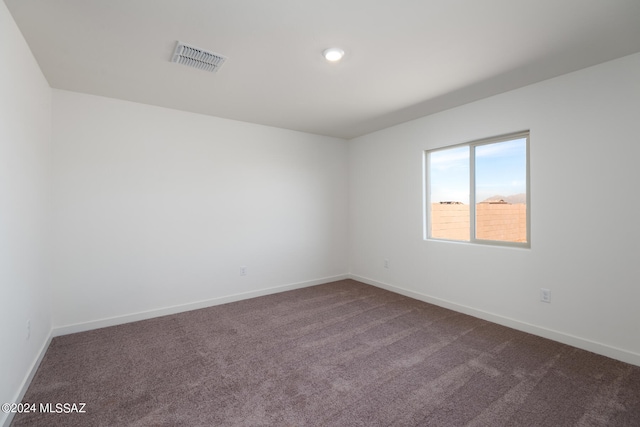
[424,131,530,248]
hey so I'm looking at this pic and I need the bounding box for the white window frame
[424,131,530,248]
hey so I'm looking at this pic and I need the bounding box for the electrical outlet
[26,319,31,340]
[240,266,248,276]
[384,259,389,269]
[540,288,551,303]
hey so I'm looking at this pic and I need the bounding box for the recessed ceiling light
[323,48,345,62]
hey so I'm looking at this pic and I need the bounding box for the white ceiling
[5,0,640,139]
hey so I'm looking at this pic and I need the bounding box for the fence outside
[431,203,526,242]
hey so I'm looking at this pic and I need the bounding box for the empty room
[2,1,639,426]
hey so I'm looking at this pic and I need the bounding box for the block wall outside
[431,203,526,242]
[430,203,470,241]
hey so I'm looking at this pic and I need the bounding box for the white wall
[52,90,349,331]
[0,2,52,425]
[349,53,640,365]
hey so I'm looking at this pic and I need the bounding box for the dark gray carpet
[12,279,640,426]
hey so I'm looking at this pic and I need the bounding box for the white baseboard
[349,274,640,367]
[2,332,53,427]
[53,274,349,337]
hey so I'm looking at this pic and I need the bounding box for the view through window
[426,132,529,247]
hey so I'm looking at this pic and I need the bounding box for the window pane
[429,146,470,241]
[475,138,527,243]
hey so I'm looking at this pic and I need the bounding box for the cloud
[429,146,469,171]
[475,138,526,158]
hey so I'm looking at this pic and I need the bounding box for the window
[425,131,529,247]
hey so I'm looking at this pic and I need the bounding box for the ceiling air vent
[170,42,227,73]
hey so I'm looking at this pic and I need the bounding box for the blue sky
[429,138,527,204]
